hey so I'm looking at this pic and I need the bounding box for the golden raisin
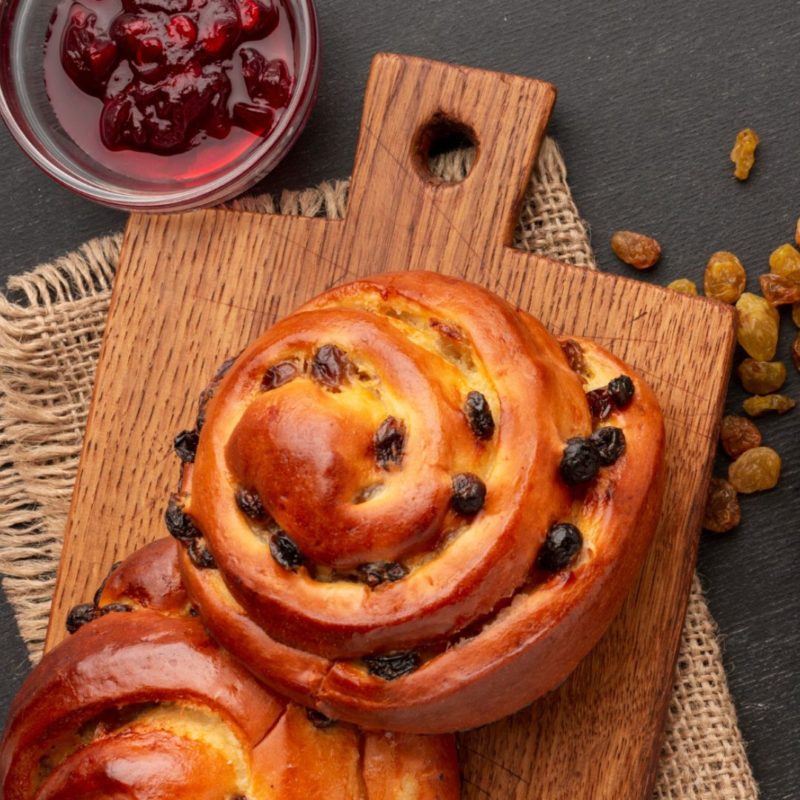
[702,478,741,533]
[728,446,780,493]
[768,243,800,282]
[735,293,779,360]
[611,230,661,269]
[719,414,762,459]
[742,394,796,417]
[759,273,800,306]
[736,359,786,394]
[704,251,746,304]
[793,332,800,373]
[667,278,698,295]
[730,128,759,180]
[793,303,800,327]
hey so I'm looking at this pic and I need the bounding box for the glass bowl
[0,0,319,211]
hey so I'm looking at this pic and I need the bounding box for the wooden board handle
[340,54,556,276]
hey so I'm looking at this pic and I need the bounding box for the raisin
[590,426,626,466]
[235,487,265,519]
[611,230,661,269]
[188,539,217,570]
[164,495,200,542]
[736,359,786,394]
[608,375,635,408]
[173,429,199,463]
[728,446,780,493]
[374,417,406,469]
[430,319,464,341]
[306,709,336,728]
[742,394,795,417]
[357,561,408,588]
[735,293,779,361]
[311,345,349,389]
[769,243,800,282]
[364,651,420,681]
[704,251,746,304]
[719,415,762,459]
[196,355,236,430]
[262,360,298,390]
[461,392,494,442]
[450,473,486,516]
[730,128,759,180]
[560,339,587,377]
[269,532,304,571]
[792,333,800,372]
[98,602,134,616]
[702,478,741,533]
[759,273,800,306]
[586,387,613,421]
[92,560,123,606]
[537,523,583,571]
[560,438,600,484]
[793,303,800,328]
[66,603,97,634]
[667,278,698,295]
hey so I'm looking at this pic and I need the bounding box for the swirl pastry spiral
[171,271,665,733]
[0,539,459,799]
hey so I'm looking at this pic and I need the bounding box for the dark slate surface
[1,1,798,797]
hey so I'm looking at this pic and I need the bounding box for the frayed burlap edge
[0,137,757,799]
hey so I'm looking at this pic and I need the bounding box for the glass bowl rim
[0,0,319,211]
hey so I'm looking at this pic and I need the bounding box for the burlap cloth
[0,137,758,798]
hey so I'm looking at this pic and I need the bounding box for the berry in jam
[44,0,296,179]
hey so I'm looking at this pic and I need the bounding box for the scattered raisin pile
[612,127,797,535]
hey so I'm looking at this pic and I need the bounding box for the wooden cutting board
[46,53,735,799]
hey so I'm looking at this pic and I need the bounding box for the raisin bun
[0,539,459,800]
[169,271,665,733]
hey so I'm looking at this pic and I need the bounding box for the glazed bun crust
[176,272,665,733]
[0,538,459,799]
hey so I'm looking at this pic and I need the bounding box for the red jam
[44,0,296,180]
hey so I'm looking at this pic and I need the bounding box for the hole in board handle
[414,113,478,184]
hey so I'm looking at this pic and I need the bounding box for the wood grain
[45,53,735,799]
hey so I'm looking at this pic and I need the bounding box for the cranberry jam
[44,0,296,180]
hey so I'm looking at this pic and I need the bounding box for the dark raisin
[235,487,265,519]
[92,560,122,607]
[559,438,600,484]
[374,417,406,469]
[98,603,133,616]
[66,603,97,634]
[364,651,420,680]
[560,339,587,377]
[586,387,613,421]
[608,375,635,408]
[590,426,626,466]
[164,495,200,542]
[311,344,349,389]
[357,561,408,588]
[188,606,200,617]
[464,391,495,440]
[269,532,304,571]
[537,523,583,571]
[173,429,199,463]
[450,473,486,516]
[188,540,217,570]
[306,708,336,728]
[262,360,298,391]
[196,355,237,431]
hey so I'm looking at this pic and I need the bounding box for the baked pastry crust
[0,538,459,799]
[175,272,665,733]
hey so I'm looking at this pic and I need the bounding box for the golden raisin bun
[169,271,665,733]
[0,539,459,800]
